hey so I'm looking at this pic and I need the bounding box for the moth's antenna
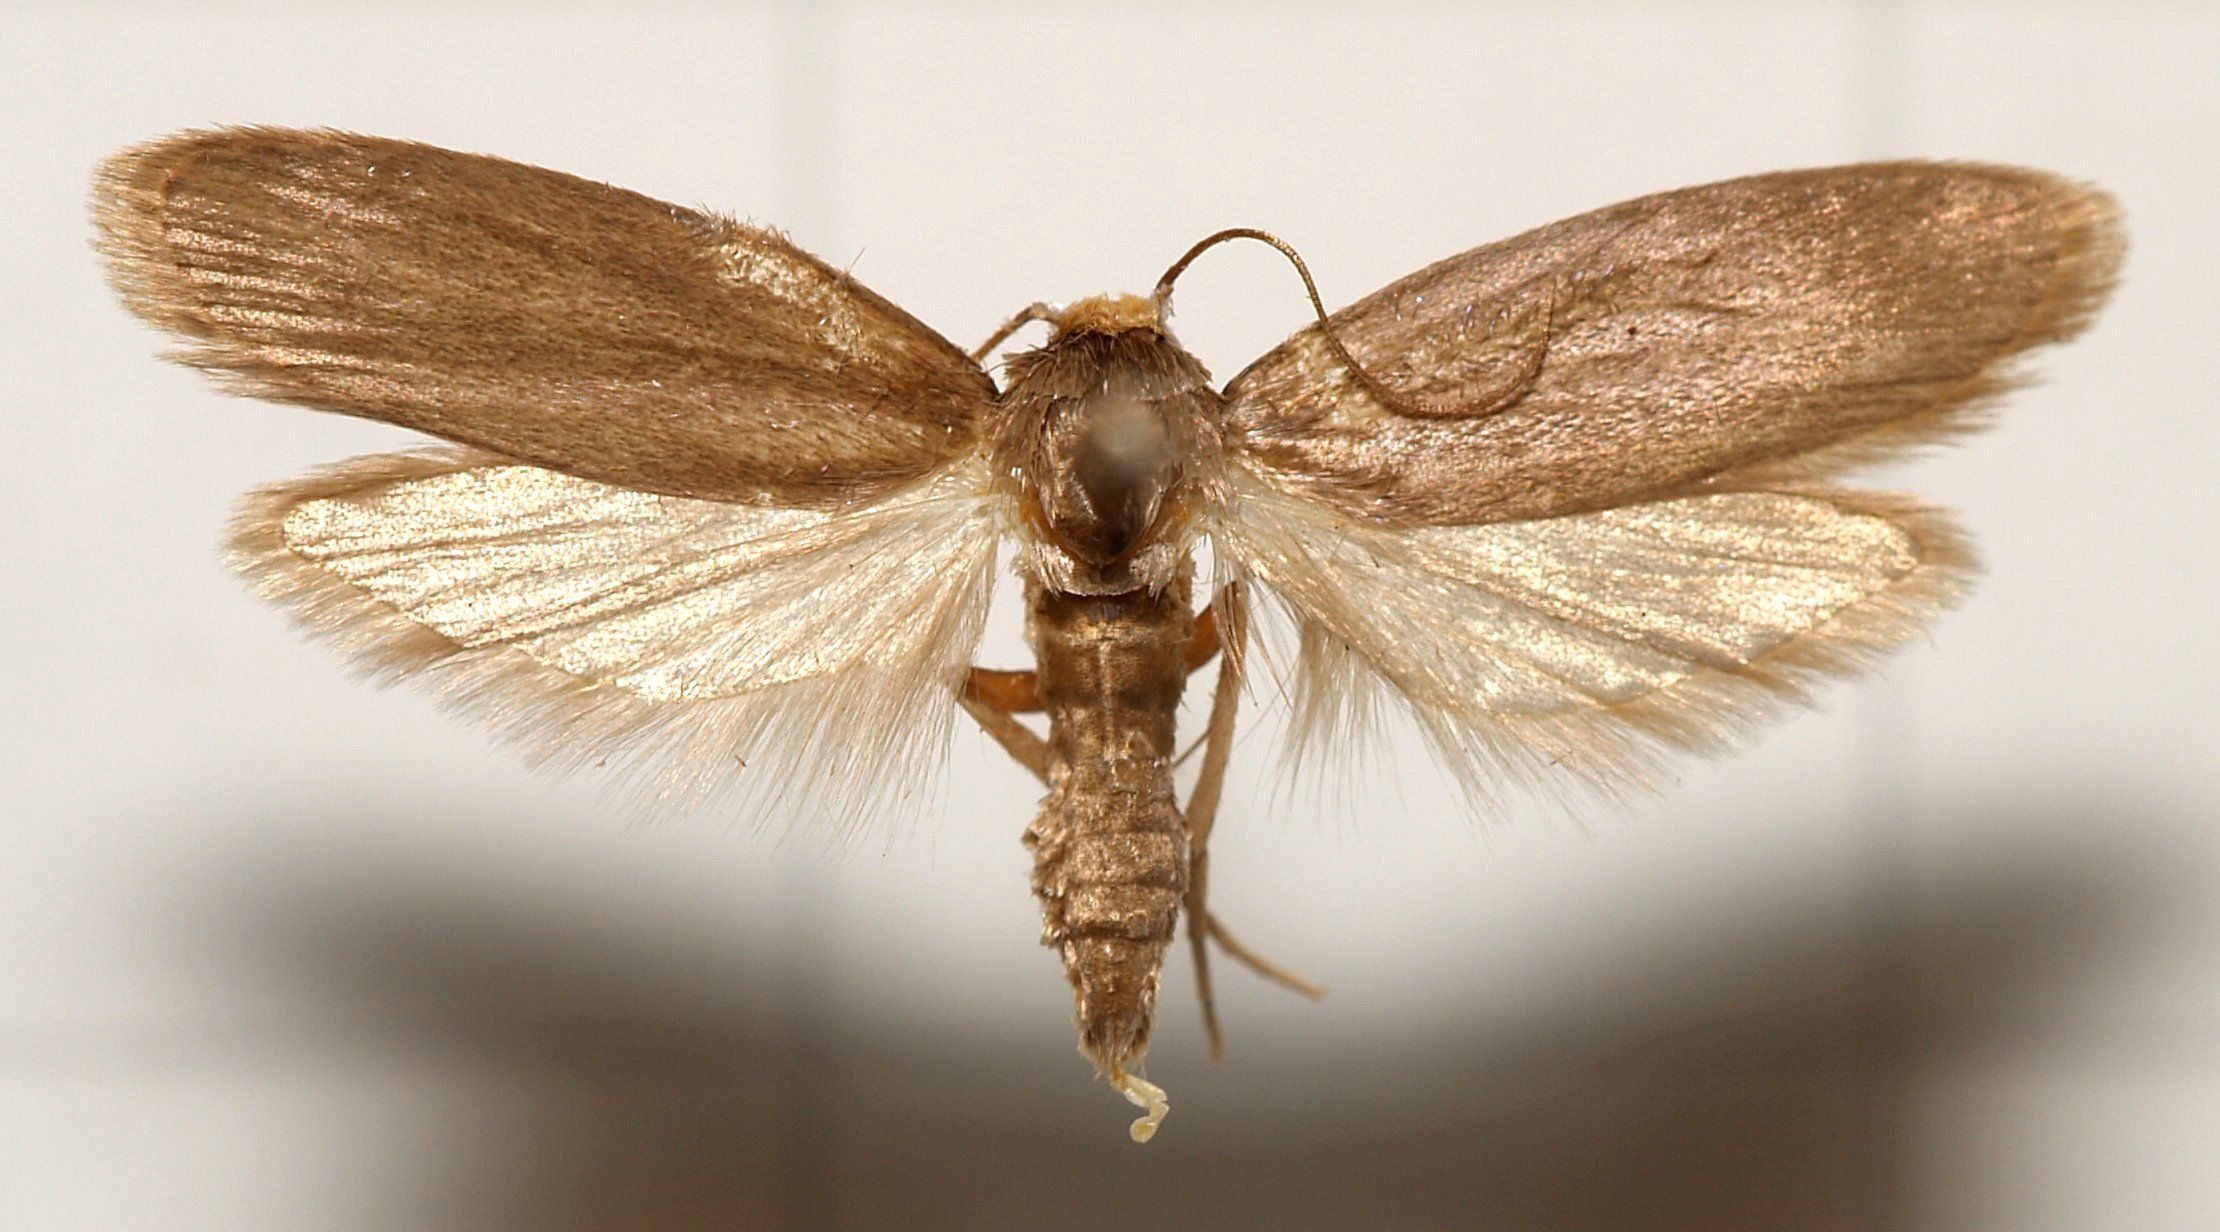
[1154,228,1539,419]
[970,301,1058,364]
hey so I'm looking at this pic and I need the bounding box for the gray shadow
[193,790,2175,1232]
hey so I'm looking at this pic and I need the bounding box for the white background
[4,2,2216,1229]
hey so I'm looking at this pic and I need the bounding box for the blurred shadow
[196,790,2175,1232]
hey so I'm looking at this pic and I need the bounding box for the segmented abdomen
[1024,578,1193,1076]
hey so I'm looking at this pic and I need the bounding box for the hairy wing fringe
[1221,477,1974,814]
[230,449,1001,840]
[1724,173,2123,485]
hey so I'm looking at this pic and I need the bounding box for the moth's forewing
[1212,162,2118,799]
[1222,163,2121,526]
[95,126,1013,821]
[93,127,997,508]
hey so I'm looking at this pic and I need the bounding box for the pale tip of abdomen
[1113,1069,1170,1143]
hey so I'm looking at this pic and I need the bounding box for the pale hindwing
[1216,471,1970,799]
[233,450,1005,830]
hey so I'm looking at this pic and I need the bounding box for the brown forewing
[94,127,997,508]
[1222,163,2121,526]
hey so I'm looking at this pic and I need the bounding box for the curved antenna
[1154,227,1542,420]
[969,301,1057,364]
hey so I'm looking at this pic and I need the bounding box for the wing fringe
[1236,488,1974,815]
[1723,170,2123,484]
[230,449,999,842]
[92,128,232,351]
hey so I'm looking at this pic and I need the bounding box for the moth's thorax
[993,306,1225,596]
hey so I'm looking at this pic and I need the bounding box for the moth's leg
[1164,603,1229,771]
[1180,581,1325,1060]
[964,604,1220,721]
[1182,589,1241,1059]
[970,302,1060,364]
[960,676,1050,784]
[1184,601,1223,675]
[967,667,1043,714]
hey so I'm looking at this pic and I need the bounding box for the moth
[95,128,2120,1142]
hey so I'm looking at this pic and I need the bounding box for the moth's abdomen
[1025,579,1193,1079]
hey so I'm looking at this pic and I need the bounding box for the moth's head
[1051,294,1165,339]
